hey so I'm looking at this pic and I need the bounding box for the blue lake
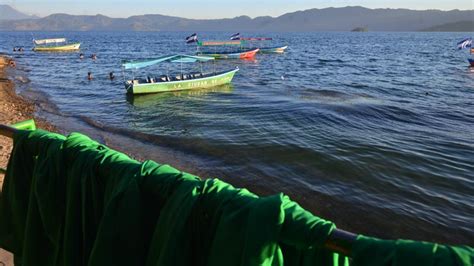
[1,31,473,244]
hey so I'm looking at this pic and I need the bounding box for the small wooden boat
[196,40,258,59]
[234,36,288,54]
[127,84,234,106]
[122,54,239,95]
[197,48,259,59]
[33,38,81,52]
[258,46,288,54]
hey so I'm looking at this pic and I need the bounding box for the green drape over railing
[0,129,472,266]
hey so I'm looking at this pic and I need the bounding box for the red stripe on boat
[240,49,259,59]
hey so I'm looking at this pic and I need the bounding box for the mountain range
[0,5,473,32]
[0,4,38,20]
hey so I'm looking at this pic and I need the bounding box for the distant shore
[1,5,472,32]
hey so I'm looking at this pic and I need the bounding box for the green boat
[127,84,234,107]
[33,38,81,52]
[122,54,239,95]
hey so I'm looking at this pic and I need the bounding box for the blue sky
[3,0,473,18]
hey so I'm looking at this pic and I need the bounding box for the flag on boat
[186,33,198,44]
[230,33,240,40]
[457,38,472,49]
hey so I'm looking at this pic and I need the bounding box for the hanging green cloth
[0,129,66,265]
[60,132,143,266]
[144,177,345,266]
[0,130,344,266]
[1,129,471,266]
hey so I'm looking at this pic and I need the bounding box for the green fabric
[0,129,65,265]
[0,130,343,266]
[4,130,471,266]
[61,132,143,266]
[352,235,474,266]
[278,198,348,266]
[144,177,343,266]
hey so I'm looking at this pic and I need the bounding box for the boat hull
[127,68,239,95]
[197,48,259,59]
[33,43,81,52]
[258,46,288,54]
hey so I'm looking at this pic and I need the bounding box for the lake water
[1,31,473,245]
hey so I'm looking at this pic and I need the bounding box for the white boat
[33,38,81,52]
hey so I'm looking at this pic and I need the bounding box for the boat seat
[190,72,201,79]
[158,75,171,82]
[147,76,155,83]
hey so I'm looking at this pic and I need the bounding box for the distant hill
[0,4,38,20]
[421,21,474,32]
[0,6,473,32]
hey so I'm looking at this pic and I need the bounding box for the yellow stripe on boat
[33,43,81,52]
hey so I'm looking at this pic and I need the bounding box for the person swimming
[109,72,115,80]
[87,72,93,80]
[80,53,84,59]
[91,54,97,60]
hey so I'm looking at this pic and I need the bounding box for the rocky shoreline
[0,55,57,265]
[0,55,56,182]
